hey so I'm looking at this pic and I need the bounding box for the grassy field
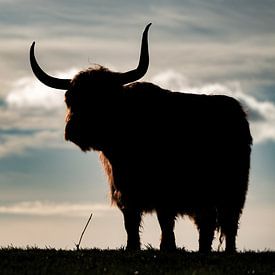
[0,248,274,275]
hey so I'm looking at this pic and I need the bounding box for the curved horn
[119,23,151,85]
[30,42,71,90]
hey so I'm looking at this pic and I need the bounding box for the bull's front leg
[122,208,142,250]
[157,210,177,251]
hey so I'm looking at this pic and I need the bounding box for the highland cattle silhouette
[30,23,252,252]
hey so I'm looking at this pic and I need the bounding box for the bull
[29,23,252,252]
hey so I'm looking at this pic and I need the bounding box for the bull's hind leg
[194,207,216,253]
[122,208,142,250]
[156,210,176,251]
[218,207,241,253]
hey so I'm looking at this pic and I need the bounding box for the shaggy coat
[64,66,252,252]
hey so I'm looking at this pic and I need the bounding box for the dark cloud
[243,105,265,122]
[0,129,37,136]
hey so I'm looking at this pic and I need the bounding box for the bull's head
[30,23,151,90]
[30,24,151,152]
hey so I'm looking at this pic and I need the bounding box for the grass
[0,248,274,275]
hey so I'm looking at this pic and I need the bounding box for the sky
[0,0,274,251]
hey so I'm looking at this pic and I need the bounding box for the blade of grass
[75,212,93,250]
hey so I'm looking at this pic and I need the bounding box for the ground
[0,248,274,274]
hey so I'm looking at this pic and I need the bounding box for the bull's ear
[30,42,71,90]
[119,23,151,85]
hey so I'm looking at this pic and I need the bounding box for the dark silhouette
[30,24,252,252]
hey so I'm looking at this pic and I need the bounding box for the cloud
[6,69,77,110]
[6,78,63,110]
[0,201,113,217]
[0,69,79,158]
[0,130,65,158]
[151,70,275,144]
[0,68,274,159]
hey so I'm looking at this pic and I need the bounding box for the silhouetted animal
[30,23,252,252]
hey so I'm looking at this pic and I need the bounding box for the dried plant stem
[76,212,93,251]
